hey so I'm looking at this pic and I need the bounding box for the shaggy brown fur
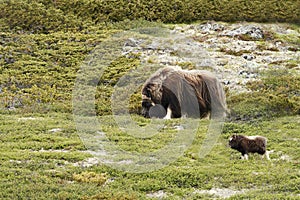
[141,66,227,119]
[229,135,270,160]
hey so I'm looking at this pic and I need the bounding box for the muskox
[229,135,270,160]
[141,66,227,119]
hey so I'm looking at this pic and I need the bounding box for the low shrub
[0,0,82,33]
[1,0,299,33]
[73,172,107,185]
[228,69,300,121]
[0,30,111,113]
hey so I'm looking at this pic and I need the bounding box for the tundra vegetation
[0,1,299,199]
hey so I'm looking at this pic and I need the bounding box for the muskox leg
[241,154,249,160]
[163,106,172,119]
[262,150,272,160]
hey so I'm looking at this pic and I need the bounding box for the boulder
[222,25,264,40]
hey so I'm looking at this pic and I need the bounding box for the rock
[223,80,231,85]
[48,128,62,133]
[7,106,16,111]
[238,70,258,79]
[194,188,248,198]
[242,54,255,61]
[198,22,225,33]
[198,59,215,67]
[120,22,298,94]
[239,70,249,76]
[185,27,197,35]
[222,25,264,40]
[73,157,100,168]
[18,117,37,121]
[174,125,184,130]
[146,190,167,199]
[124,38,143,47]
[5,57,15,64]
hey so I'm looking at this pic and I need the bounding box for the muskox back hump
[245,135,267,155]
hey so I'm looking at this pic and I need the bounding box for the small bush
[0,0,82,33]
[1,0,299,33]
[228,69,300,121]
[73,172,107,185]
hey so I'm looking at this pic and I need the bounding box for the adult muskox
[141,66,227,119]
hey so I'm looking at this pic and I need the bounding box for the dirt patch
[194,188,248,198]
[73,157,100,168]
[146,190,168,199]
[17,117,42,121]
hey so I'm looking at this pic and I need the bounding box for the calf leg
[241,154,249,160]
[263,150,273,160]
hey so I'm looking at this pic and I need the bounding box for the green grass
[0,2,299,199]
[0,113,299,199]
[227,69,300,121]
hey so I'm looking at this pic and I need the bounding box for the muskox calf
[229,135,270,160]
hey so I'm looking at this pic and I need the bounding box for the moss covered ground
[0,1,299,199]
[0,113,299,199]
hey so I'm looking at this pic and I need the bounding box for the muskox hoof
[149,104,166,118]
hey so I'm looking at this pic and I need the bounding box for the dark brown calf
[229,135,270,160]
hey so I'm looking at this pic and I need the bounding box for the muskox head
[141,97,153,118]
[141,83,167,118]
[141,83,154,118]
[228,135,241,149]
